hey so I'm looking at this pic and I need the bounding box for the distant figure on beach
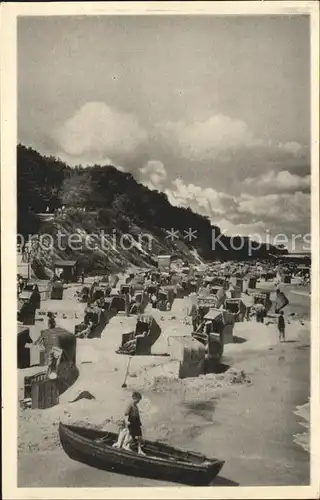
[122,392,145,455]
[47,311,56,329]
[82,320,95,338]
[255,303,265,323]
[18,275,24,294]
[190,303,198,331]
[96,296,105,309]
[81,272,85,284]
[150,293,157,309]
[278,311,286,342]
[125,293,130,316]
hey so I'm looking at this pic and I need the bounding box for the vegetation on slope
[17,144,284,275]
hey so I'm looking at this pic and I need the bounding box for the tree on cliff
[61,170,93,209]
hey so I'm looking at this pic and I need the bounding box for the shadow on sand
[296,344,310,351]
[211,476,240,486]
[233,336,247,344]
[205,362,230,375]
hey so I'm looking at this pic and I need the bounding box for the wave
[293,400,310,453]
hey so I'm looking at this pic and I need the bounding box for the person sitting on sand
[82,320,95,339]
[120,326,149,354]
[278,311,286,342]
[122,392,145,455]
[95,296,105,309]
[150,293,158,309]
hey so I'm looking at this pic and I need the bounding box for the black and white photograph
[1,1,319,498]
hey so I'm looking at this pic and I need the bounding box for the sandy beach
[18,284,310,488]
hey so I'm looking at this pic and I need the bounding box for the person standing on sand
[278,311,286,342]
[125,292,130,316]
[254,303,265,323]
[18,275,24,294]
[122,392,145,455]
[47,312,56,329]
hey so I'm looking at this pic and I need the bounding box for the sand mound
[133,366,251,400]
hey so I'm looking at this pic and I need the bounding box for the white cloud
[55,150,126,170]
[139,160,167,190]
[215,218,267,238]
[157,114,262,161]
[243,170,310,194]
[156,114,305,168]
[165,179,237,218]
[53,102,148,158]
[51,103,309,244]
[237,192,310,225]
[279,141,303,157]
[162,176,310,243]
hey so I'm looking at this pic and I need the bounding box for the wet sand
[196,332,310,486]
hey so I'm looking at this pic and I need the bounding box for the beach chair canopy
[37,327,76,363]
[203,309,222,321]
[19,290,34,300]
[24,283,38,292]
[135,314,161,341]
[225,298,245,313]
[52,281,63,291]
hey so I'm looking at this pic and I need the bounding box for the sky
[18,15,311,250]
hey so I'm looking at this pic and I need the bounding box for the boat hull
[59,423,224,486]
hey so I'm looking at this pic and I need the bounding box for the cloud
[55,150,126,170]
[157,114,262,161]
[139,160,167,190]
[237,192,310,226]
[155,115,306,180]
[163,176,310,245]
[165,179,237,217]
[49,104,309,245]
[214,218,267,238]
[242,170,311,194]
[278,141,303,157]
[53,102,148,160]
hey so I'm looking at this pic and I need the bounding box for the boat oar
[122,356,132,388]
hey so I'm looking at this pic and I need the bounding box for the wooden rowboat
[59,423,224,485]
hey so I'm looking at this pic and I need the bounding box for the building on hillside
[157,255,171,273]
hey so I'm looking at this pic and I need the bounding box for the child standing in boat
[122,391,145,455]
